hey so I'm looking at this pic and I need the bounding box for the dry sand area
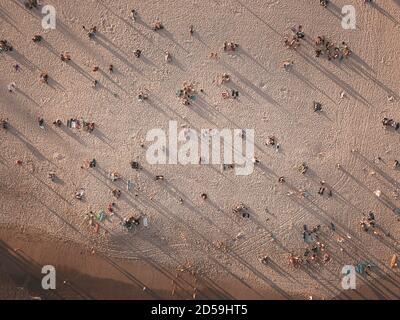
[1,0,400,299]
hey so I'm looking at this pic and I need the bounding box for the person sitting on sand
[52,119,62,127]
[38,117,45,129]
[82,26,97,38]
[209,52,218,59]
[289,253,302,268]
[1,118,9,130]
[123,216,140,230]
[298,163,308,174]
[7,82,16,93]
[82,121,95,133]
[130,161,140,170]
[284,36,299,50]
[233,203,250,218]
[282,60,294,71]
[112,189,121,199]
[231,90,239,99]
[32,35,42,43]
[315,35,325,46]
[109,171,121,182]
[39,72,48,84]
[60,52,71,62]
[291,25,305,39]
[138,91,148,102]
[341,42,352,58]
[382,117,400,130]
[75,189,85,200]
[24,0,38,9]
[313,101,322,112]
[0,39,13,53]
[223,42,239,52]
[153,19,164,31]
[320,0,329,7]
[89,159,96,168]
[48,171,56,182]
[266,136,276,146]
[259,256,269,265]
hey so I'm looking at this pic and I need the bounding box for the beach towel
[96,210,105,222]
[304,233,315,244]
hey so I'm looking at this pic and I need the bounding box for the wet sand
[0,226,292,300]
[1,227,399,300]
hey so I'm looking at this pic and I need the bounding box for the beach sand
[1,0,400,299]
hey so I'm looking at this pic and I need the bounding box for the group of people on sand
[176,82,198,106]
[284,25,305,50]
[382,117,400,131]
[65,118,95,132]
[314,36,351,61]
[288,224,331,268]
[360,211,377,233]
[283,23,352,63]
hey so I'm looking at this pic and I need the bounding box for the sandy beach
[1,0,400,300]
